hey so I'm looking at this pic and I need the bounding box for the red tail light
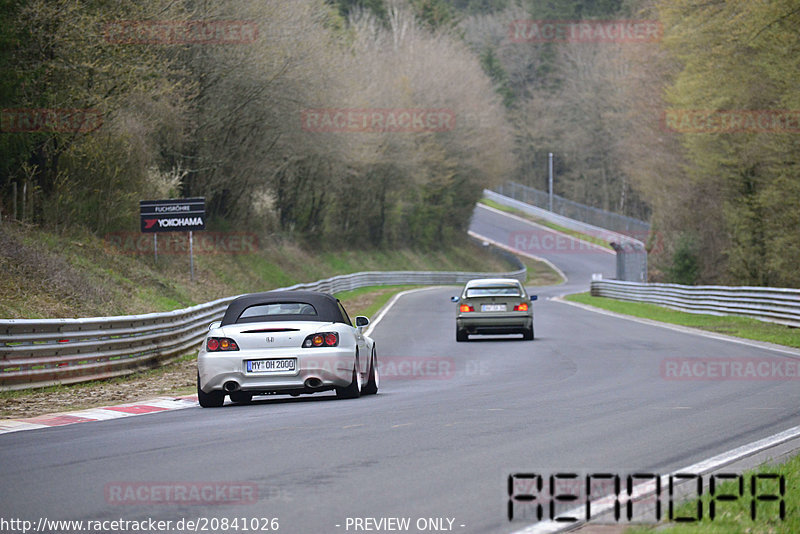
[460,304,474,313]
[303,332,339,348]
[514,303,529,312]
[206,337,239,352]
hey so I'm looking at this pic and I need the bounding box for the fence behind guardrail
[484,188,648,282]
[494,181,650,238]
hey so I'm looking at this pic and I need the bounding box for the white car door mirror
[355,316,370,328]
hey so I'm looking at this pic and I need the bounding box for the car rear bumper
[198,348,355,394]
[457,314,532,335]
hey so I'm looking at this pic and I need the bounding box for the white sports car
[197,290,378,407]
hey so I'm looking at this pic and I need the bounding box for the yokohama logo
[149,217,203,228]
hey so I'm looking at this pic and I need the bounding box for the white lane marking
[475,203,615,255]
[363,286,442,337]
[467,230,568,284]
[512,423,800,533]
[555,297,800,358]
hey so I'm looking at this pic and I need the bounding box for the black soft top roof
[221,290,348,326]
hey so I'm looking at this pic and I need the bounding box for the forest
[1,0,798,286]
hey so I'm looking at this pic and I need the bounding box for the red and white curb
[0,395,198,435]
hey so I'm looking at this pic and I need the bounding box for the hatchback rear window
[237,302,318,322]
[466,287,521,298]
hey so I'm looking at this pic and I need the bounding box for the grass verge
[565,293,800,349]
[335,285,422,319]
[520,255,565,286]
[627,453,798,533]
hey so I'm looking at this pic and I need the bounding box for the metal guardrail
[591,279,800,328]
[484,189,643,246]
[0,263,526,391]
[494,181,651,238]
[484,189,648,283]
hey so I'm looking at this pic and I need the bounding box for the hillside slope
[0,222,557,319]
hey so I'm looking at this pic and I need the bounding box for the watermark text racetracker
[661,357,800,381]
[305,356,489,382]
[0,516,279,533]
[509,20,662,43]
[105,482,260,506]
[105,232,259,255]
[661,109,800,133]
[301,109,455,133]
[1,108,102,133]
[509,229,660,254]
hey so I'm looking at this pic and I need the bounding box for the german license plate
[246,358,296,373]
[481,304,507,312]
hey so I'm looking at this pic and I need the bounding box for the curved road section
[0,205,798,533]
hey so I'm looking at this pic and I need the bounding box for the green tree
[667,233,699,285]
[327,0,387,21]
[659,0,800,286]
[479,46,514,107]
[1,0,187,231]
[441,0,508,15]
[525,0,625,18]
[410,0,459,30]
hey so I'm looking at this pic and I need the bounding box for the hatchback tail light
[206,337,239,352]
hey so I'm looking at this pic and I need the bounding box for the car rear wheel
[362,347,379,395]
[523,326,534,340]
[229,391,253,404]
[456,328,468,342]
[336,355,361,399]
[197,373,225,408]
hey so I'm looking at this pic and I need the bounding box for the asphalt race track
[1,204,798,533]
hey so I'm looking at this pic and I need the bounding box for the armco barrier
[590,279,800,328]
[0,265,525,391]
[484,189,648,282]
[493,181,650,238]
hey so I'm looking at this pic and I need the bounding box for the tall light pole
[548,152,554,212]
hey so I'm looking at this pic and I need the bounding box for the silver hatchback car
[451,278,536,341]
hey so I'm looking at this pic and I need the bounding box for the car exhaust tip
[304,377,323,389]
[223,381,240,392]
